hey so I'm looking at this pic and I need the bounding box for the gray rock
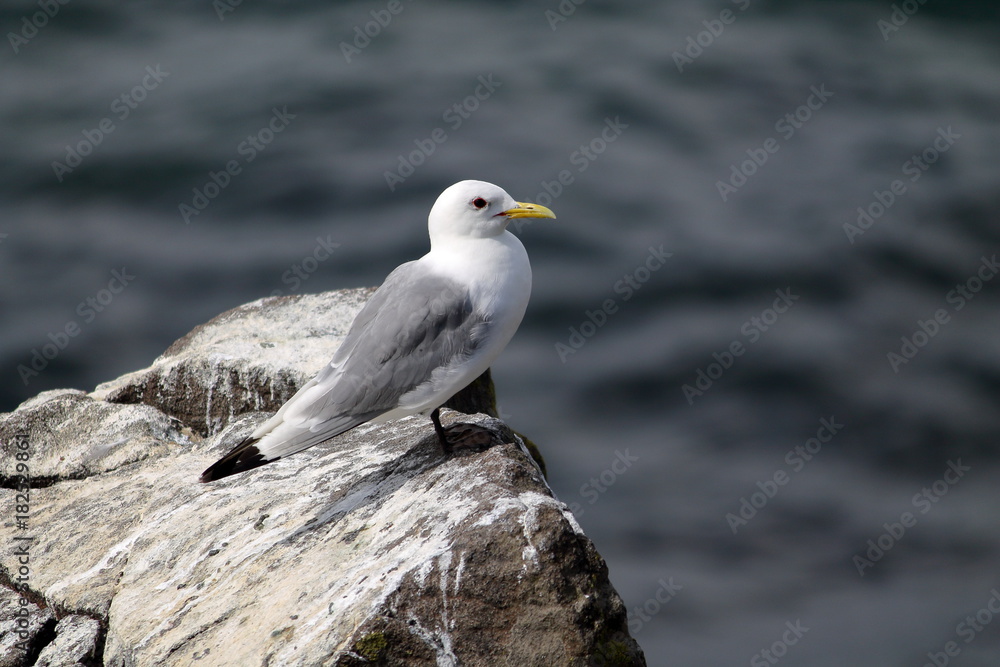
[93,289,375,437]
[35,615,102,667]
[0,389,188,484]
[1,289,645,666]
[0,586,55,667]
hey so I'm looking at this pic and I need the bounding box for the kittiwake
[199,180,555,482]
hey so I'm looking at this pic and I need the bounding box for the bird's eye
[472,197,488,209]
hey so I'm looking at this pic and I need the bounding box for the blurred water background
[4,1,1000,664]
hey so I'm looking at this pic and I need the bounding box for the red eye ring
[472,197,488,209]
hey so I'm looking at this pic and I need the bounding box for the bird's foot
[430,408,496,455]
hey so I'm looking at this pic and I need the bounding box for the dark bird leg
[430,407,452,454]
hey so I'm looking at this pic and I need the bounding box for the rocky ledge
[0,289,645,666]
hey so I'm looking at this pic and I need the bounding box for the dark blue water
[4,1,1000,664]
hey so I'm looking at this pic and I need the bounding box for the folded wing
[199,263,489,482]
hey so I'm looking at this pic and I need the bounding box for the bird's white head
[427,180,555,245]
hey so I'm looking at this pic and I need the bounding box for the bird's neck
[428,231,526,275]
[429,229,517,256]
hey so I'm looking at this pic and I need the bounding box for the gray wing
[308,262,489,420]
[202,262,490,480]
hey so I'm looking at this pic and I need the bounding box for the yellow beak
[501,201,557,219]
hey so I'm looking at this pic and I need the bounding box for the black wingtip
[199,437,276,483]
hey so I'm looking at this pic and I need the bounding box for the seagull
[199,180,555,482]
